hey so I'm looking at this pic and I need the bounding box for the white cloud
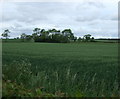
[0,1,118,38]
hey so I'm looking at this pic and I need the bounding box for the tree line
[1,28,95,43]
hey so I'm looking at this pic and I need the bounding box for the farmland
[2,42,119,97]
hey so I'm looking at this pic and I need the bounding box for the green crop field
[2,42,119,97]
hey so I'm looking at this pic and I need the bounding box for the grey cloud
[87,1,105,8]
[0,2,118,38]
[111,15,118,21]
[75,16,97,22]
[2,2,48,23]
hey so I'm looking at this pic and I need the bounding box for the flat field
[2,42,119,97]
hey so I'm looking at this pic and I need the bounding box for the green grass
[95,40,118,43]
[2,42,119,97]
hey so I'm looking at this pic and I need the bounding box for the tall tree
[78,37,82,42]
[83,34,91,41]
[49,29,60,34]
[62,29,74,40]
[20,33,27,42]
[90,37,95,42]
[1,29,10,41]
[40,29,49,41]
[26,35,32,41]
[32,28,40,40]
[33,28,41,35]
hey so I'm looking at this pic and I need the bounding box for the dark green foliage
[1,28,98,43]
[20,33,27,42]
[90,37,95,42]
[2,79,62,97]
[1,29,10,41]
[83,34,91,41]
[73,37,77,42]
[26,35,33,41]
[32,28,75,43]
[77,37,82,42]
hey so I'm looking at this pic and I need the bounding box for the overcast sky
[0,0,119,38]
